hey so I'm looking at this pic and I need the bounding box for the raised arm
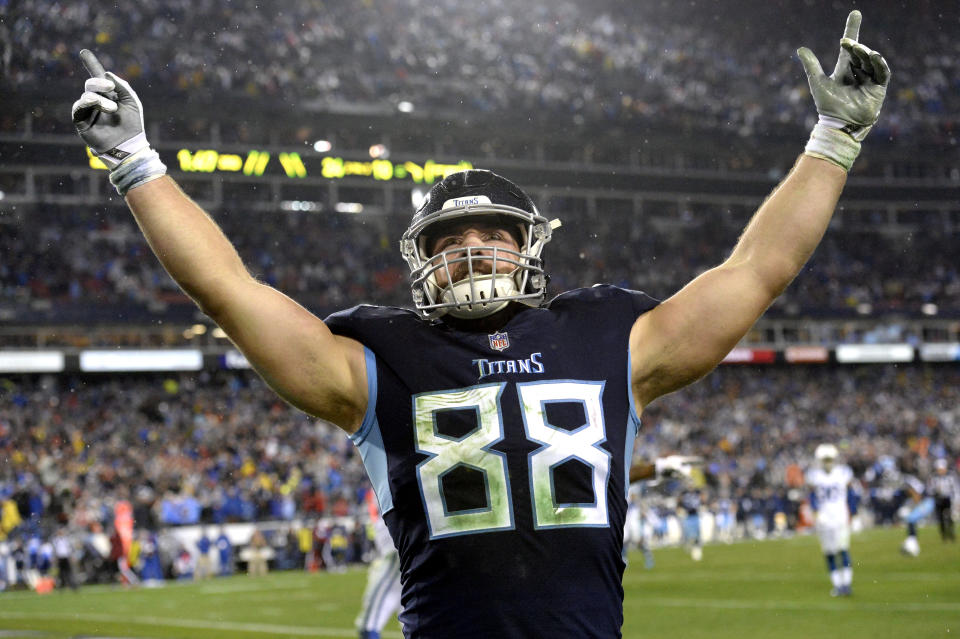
[71,51,368,432]
[630,11,890,409]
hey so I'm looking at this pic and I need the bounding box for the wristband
[804,117,862,172]
[109,147,167,196]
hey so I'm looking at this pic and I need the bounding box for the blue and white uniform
[902,474,935,525]
[807,464,853,554]
[356,516,402,639]
[327,285,657,639]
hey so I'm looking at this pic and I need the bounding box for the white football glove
[654,455,702,481]
[71,49,166,194]
[797,10,891,171]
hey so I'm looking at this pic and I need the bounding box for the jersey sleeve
[545,284,659,318]
[324,304,422,344]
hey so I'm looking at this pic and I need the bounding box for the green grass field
[0,526,957,638]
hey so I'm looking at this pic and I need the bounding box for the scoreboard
[89,145,473,184]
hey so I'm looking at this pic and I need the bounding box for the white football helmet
[400,170,556,319]
[815,443,839,467]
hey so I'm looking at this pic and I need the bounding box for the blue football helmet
[400,170,556,319]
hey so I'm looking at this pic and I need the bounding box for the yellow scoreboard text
[89,147,471,183]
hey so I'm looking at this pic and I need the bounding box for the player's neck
[439,303,526,333]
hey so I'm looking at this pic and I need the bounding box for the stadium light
[397,101,415,113]
[0,351,65,373]
[281,200,321,212]
[313,140,332,153]
[369,144,389,159]
[919,343,960,361]
[921,303,938,316]
[835,344,915,364]
[223,349,251,369]
[335,202,364,214]
[411,187,426,208]
[79,349,204,372]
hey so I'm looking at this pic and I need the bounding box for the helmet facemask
[401,203,554,319]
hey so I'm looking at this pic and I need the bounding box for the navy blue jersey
[326,285,657,638]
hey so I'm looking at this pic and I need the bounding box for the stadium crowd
[3,0,958,142]
[1,363,957,588]
[2,203,958,330]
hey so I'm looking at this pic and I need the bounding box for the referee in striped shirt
[929,459,958,542]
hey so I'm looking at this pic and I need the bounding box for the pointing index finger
[842,10,862,42]
[79,49,107,78]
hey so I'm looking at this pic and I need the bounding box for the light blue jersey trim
[350,347,394,514]
[624,348,641,496]
[349,347,379,445]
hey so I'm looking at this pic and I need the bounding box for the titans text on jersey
[473,352,545,379]
[326,285,657,639]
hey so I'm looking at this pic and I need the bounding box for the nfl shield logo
[488,331,509,352]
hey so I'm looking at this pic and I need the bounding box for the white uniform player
[807,444,854,596]
[623,483,644,551]
[355,514,402,639]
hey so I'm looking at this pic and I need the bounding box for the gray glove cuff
[98,131,151,169]
[109,147,167,196]
[804,120,861,172]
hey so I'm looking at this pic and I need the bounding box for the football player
[356,513,402,639]
[929,458,958,542]
[807,443,854,596]
[626,456,702,568]
[70,11,889,638]
[899,458,935,557]
[678,488,705,561]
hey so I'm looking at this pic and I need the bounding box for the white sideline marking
[0,612,403,638]
[198,582,293,594]
[196,582,342,600]
[625,571,960,583]
[633,596,960,613]
[0,577,315,598]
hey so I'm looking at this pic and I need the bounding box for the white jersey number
[414,384,513,538]
[519,381,610,529]
[413,380,609,539]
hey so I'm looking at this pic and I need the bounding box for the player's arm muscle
[125,177,367,431]
[631,155,846,409]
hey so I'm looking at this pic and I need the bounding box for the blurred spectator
[2,203,958,325]
[4,0,958,142]
[245,529,269,577]
[52,527,76,590]
[215,527,233,576]
[194,528,213,580]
